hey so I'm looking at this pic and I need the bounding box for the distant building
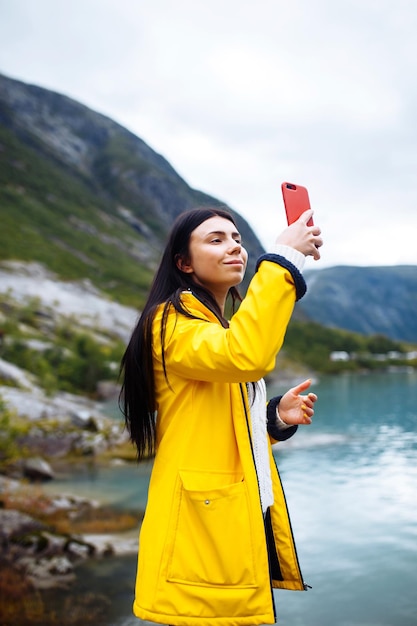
[387,351,402,360]
[330,351,350,362]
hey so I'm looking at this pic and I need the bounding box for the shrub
[0,396,26,462]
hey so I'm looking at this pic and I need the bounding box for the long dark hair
[119,207,243,460]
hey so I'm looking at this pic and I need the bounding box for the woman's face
[178,216,248,296]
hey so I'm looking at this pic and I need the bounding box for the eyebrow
[206,230,241,238]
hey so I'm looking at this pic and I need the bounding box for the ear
[175,254,193,274]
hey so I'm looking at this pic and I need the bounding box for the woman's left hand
[278,379,317,425]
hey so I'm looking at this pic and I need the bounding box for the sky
[1,0,417,268]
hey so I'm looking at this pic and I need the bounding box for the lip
[224,260,244,266]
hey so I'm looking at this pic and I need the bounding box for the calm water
[48,371,417,626]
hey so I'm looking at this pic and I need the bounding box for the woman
[120,206,323,626]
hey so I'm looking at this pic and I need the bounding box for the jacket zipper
[270,449,311,590]
[239,383,278,622]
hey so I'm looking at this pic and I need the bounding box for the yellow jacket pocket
[167,471,257,588]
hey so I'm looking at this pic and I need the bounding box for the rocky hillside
[0,72,264,308]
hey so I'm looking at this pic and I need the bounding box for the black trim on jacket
[256,254,307,301]
[267,395,298,441]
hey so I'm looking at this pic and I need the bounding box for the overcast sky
[1,0,417,268]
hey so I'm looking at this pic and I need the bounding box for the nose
[228,239,241,253]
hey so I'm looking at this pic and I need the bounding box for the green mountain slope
[0,73,263,307]
[0,123,158,305]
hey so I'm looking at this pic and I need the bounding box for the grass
[0,124,157,307]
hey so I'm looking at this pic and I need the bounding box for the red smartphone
[281,182,314,226]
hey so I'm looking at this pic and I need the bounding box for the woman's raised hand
[276,210,323,260]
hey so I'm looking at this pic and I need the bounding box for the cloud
[1,0,417,266]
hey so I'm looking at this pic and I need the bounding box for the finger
[302,403,314,416]
[312,235,323,261]
[298,209,314,225]
[313,245,321,261]
[301,406,313,426]
[301,408,312,424]
[291,379,312,396]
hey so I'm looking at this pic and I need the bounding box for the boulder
[23,457,55,481]
[70,409,99,430]
[19,555,75,589]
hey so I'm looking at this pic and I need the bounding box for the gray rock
[17,430,79,457]
[70,409,99,430]
[21,555,76,590]
[0,475,21,493]
[66,539,94,559]
[0,357,36,390]
[23,457,55,481]
[0,509,47,540]
[38,531,68,556]
[0,261,138,343]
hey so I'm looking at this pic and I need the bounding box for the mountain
[0,73,416,343]
[0,72,263,307]
[296,265,417,343]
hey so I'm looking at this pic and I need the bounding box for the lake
[48,370,417,626]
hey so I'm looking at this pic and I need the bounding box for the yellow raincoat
[133,258,307,626]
